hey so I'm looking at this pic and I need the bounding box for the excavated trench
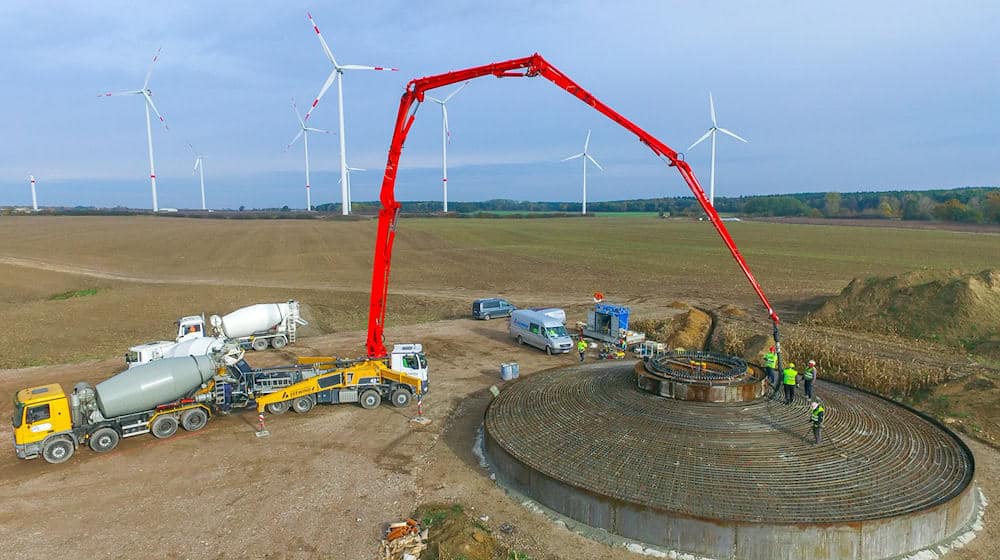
[484,360,979,559]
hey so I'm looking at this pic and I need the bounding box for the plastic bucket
[509,362,520,379]
[500,363,516,381]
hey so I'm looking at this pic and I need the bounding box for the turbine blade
[286,129,304,150]
[340,64,398,71]
[709,92,717,126]
[718,127,749,143]
[193,159,200,174]
[443,105,451,143]
[562,153,584,162]
[307,12,339,67]
[98,90,143,97]
[142,92,169,130]
[443,81,469,103]
[586,154,604,171]
[304,70,337,122]
[584,129,592,152]
[304,127,331,134]
[186,142,196,155]
[348,167,366,172]
[143,47,162,90]
[291,99,305,128]
[426,95,444,104]
[688,129,713,151]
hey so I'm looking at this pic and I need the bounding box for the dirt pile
[808,269,1000,357]
[633,307,713,350]
[413,503,498,560]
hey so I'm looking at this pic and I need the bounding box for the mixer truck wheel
[88,427,120,453]
[181,408,209,432]
[151,415,179,439]
[42,436,74,464]
[360,389,382,410]
[266,401,290,415]
[251,338,269,351]
[390,388,412,408]
[291,396,315,414]
[271,336,288,349]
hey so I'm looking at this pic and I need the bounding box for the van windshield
[11,395,23,428]
[545,326,569,339]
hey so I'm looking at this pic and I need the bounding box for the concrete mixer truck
[13,345,428,464]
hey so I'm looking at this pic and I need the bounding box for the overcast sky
[1,1,997,209]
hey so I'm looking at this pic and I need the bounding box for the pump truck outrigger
[13,53,779,465]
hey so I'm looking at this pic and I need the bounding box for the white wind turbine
[345,165,366,214]
[303,11,398,216]
[187,143,207,210]
[286,99,331,212]
[99,48,169,212]
[427,82,469,213]
[561,130,603,215]
[28,174,38,211]
[687,92,748,207]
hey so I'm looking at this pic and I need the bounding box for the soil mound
[633,307,713,350]
[809,269,1000,356]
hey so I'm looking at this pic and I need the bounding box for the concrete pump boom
[366,53,779,358]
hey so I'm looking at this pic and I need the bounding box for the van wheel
[42,436,75,464]
[360,389,382,410]
[483,314,491,320]
[390,388,412,408]
[151,415,179,439]
[251,338,269,351]
[89,427,120,453]
[271,336,288,349]
[181,408,209,432]
[516,336,524,346]
[546,345,553,355]
[291,396,315,414]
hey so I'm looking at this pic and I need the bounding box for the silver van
[472,298,515,320]
[509,309,573,355]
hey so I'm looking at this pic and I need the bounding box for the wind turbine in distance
[341,165,365,214]
[561,130,603,215]
[286,99,331,212]
[688,92,748,207]
[98,48,169,212]
[303,11,398,216]
[427,82,469,213]
[187,143,207,210]
[28,174,38,212]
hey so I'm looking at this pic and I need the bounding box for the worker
[803,359,818,399]
[782,362,798,405]
[810,401,825,444]
[577,337,587,362]
[762,346,779,388]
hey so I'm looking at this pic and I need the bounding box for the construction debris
[379,518,428,560]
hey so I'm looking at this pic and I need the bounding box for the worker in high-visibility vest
[810,401,826,444]
[803,359,818,399]
[782,363,799,405]
[762,346,779,388]
[577,338,587,362]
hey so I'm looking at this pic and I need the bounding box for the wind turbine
[341,165,365,214]
[427,82,469,213]
[187,143,207,210]
[303,12,398,216]
[286,99,331,212]
[561,130,603,215]
[98,48,169,212]
[28,174,37,212]
[687,92,748,207]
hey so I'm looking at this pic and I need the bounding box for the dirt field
[0,216,996,559]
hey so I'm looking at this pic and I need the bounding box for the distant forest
[316,187,1000,224]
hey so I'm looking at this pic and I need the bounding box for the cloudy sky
[1,1,997,209]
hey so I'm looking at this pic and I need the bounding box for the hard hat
[810,401,819,410]
[808,359,816,365]
[788,363,795,368]
[769,346,775,352]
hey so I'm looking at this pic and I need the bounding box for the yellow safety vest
[763,352,778,368]
[811,405,825,423]
[782,367,798,385]
[577,340,587,351]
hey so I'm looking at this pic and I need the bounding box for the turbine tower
[341,165,365,214]
[287,99,331,212]
[561,130,603,215]
[303,12,398,216]
[99,48,169,212]
[427,82,469,212]
[187,143,207,210]
[688,92,748,207]
[28,174,37,212]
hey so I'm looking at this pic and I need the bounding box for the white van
[509,309,574,355]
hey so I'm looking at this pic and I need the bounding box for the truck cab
[390,343,429,387]
[125,340,176,368]
[12,384,74,462]
[176,315,207,341]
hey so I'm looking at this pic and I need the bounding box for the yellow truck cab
[12,384,75,463]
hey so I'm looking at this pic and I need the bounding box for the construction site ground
[0,216,997,560]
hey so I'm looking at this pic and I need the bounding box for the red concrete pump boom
[366,53,779,358]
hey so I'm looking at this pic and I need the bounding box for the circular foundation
[484,361,978,560]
